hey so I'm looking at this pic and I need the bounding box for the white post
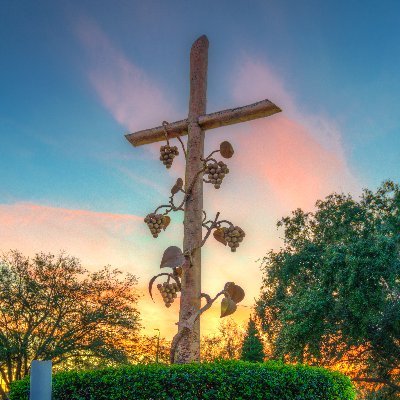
[30,360,52,400]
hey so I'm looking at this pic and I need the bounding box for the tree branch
[0,383,8,400]
[352,377,400,392]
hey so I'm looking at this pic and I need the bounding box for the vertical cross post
[175,35,208,363]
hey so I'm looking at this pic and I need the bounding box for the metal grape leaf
[220,141,234,159]
[149,273,181,301]
[162,215,171,230]
[160,246,185,269]
[148,272,171,302]
[224,282,245,304]
[213,228,227,246]
[171,178,184,195]
[220,297,237,318]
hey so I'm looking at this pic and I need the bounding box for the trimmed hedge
[9,360,356,400]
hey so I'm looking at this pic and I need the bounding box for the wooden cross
[125,35,281,363]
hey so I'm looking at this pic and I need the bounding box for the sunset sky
[1,0,400,339]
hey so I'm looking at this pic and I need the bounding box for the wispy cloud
[0,201,248,339]
[76,18,178,132]
[0,203,143,265]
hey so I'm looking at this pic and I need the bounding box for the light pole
[154,328,160,363]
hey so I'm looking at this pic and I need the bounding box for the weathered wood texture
[199,99,281,130]
[174,35,208,364]
[125,99,281,147]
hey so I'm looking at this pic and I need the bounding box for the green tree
[201,318,244,361]
[256,180,400,397]
[0,250,141,398]
[240,317,265,362]
[133,334,171,364]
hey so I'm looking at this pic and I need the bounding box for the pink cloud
[230,116,354,211]
[227,56,358,211]
[0,202,180,337]
[0,202,145,270]
[76,18,178,132]
[196,56,360,307]
[0,202,252,339]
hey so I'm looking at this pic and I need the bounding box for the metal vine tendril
[162,120,187,158]
[162,121,170,146]
[146,132,245,346]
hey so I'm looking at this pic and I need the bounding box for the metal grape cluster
[144,213,170,238]
[160,145,179,169]
[204,161,229,189]
[157,282,180,307]
[147,128,245,318]
[223,225,246,252]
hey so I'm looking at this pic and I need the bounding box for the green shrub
[9,360,355,400]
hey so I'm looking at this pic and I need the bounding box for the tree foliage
[201,318,244,361]
[134,335,171,365]
[0,251,141,398]
[240,317,265,362]
[256,180,400,396]
[9,361,356,400]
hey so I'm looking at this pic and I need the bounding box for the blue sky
[1,0,399,336]
[1,0,399,212]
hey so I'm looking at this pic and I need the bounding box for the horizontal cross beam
[125,99,281,147]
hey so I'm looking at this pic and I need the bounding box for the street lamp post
[154,328,160,364]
